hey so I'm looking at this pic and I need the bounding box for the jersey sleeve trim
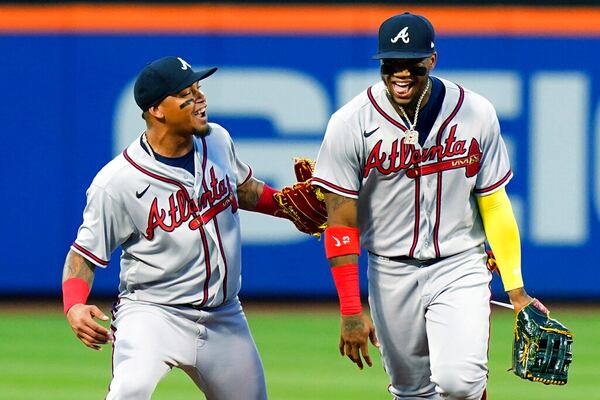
[474,170,513,194]
[239,166,253,186]
[71,242,109,266]
[311,177,359,198]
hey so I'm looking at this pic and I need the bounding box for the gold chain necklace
[398,78,431,145]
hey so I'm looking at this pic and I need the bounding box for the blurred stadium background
[1,1,599,399]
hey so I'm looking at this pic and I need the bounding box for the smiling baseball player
[313,12,544,400]
[61,56,325,399]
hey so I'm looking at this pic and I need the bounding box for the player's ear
[147,105,165,120]
[429,52,438,70]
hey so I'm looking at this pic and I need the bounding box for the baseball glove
[485,248,497,272]
[512,299,574,385]
[273,158,328,236]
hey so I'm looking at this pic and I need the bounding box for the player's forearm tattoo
[327,195,353,214]
[62,250,96,284]
[237,178,263,210]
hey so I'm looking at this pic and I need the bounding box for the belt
[189,298,234,311]
[189,303,210,311]
[369,252,447,266]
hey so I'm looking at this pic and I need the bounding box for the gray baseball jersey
[313,78,512,259]
[72,123,267,399]
[313,77,509,399]
[72,123,250,307]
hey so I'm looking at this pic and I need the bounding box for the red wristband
[331,263,362,315]
[62,278,90,315]
[324,226,360,259]
[254,184,281,216]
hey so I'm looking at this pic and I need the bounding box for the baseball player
[61,56,308,400]
[313,13,539,400]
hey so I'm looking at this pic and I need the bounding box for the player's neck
[145,129,194,157]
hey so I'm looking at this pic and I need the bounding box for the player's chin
[192,123,210,137]
[392,94,413,106]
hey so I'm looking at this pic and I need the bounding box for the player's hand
[507,287,534,314]
[66,304,111,350]
[339,313,379,370]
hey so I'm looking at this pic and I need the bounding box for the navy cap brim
[169,66,218,95]
[373,51,433,60]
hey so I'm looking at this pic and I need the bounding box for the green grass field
[0,303,598,399]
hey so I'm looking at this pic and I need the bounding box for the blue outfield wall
[1,34,599,300]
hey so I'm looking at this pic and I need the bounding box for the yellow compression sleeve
[476,188,524,291]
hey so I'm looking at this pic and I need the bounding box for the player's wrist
[324,226,360,259]
[254,184,281,216]
[330,263,363,315]
[62,278,90,315]
[507,287,534,313]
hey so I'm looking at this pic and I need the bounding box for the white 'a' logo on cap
[177,57,192,70]
[391,27,410,44]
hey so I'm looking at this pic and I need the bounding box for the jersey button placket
[420,186,436,257]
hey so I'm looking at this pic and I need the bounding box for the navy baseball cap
[373,12,435,60]
[134,56,217,111]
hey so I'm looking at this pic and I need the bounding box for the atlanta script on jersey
[313,78,512,259]
[71,123,250,307]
